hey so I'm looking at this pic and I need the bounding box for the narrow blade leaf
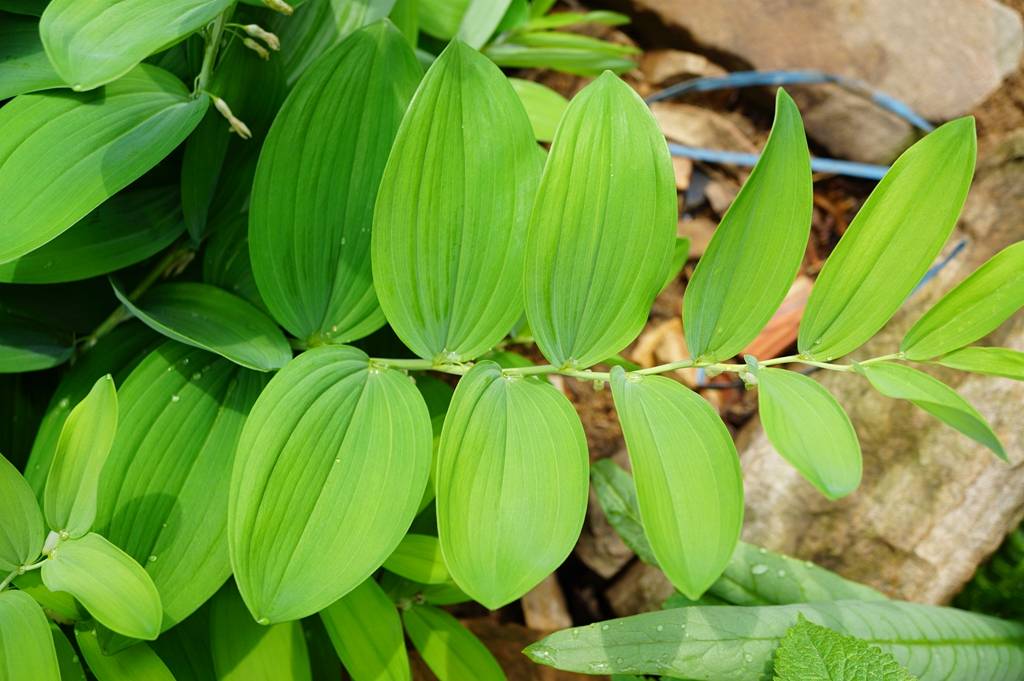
[0,452,44,571]
[509,77,568,143]
[320,578,410,681]
[798,118,977,360]
[936,346,1024,381]
[610,366,743,600]
[402,604,506,681]
[75,625,174,681]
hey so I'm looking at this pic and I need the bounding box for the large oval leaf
[0,13,63,99]
[0,453,44,571]
[402,604,506,681]
[75,625,174,681]
[251,21,419,345]
[0,65,208,264]
[436,361,588,609]
[210,582,312,681]
[798,118,977,360]
[902,241,1024,360]
[41,532,162,640]
[43,375,117,538]
[96,342,266,630]
[320,578,410,681]
[524,72,676,369]
[39,0,232,91]
[610,366,743,600]
[229,346,432,622]
[0,590,60,681]
[372,40,542,362]
[857,361,1004,458]
[526,600,1024,681]
[114,281,291,372]
[0,187,183,284]
[756,367,862,500]
[683,90,812,362]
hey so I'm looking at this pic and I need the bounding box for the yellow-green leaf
[383,534,450,585]
[524,71,675,369]
[372,40,542,362]
[610,366,743,599]
[402,604,506,681]
[75,625,174,681]
[0,453,43,572]
[320,578,410,681]
[935,346,1024,381]
[0,589,59,681]
[509,77,568,143]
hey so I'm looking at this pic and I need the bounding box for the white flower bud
[262,0,293,15]
[243,38,270,61]
[212,96,253,140]
[243,24,280,51]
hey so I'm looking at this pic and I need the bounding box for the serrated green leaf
[43,375,117,537]
[798,118,977,360]
[182,40,284,241]
[320,578,410,681]
[0,187,184,284]
[51,624,87,681]
[524,72,675,368]
[436,361,588,609]
[211,582,312,681]
[509,77,568,142]
[24,323,157,494]
[75,625,174,681]
[0,453,43,572]
[0,590,60,681]
[373,40,541,362]
[936,346,1024,381]
[756,367,861,499]
[902,242,1024,360]
[0,65,208,264]
[457,0,513,47]
[229,346,432,623]
[684,91,812,362]
[384,533,450,584]
[0,314,72,374]
[402,604,506,681]
[857,362,1004,458]
[484,32,638,76]
[773,615,917,681]
[251,22,419,345]
[42,532,162,640]
[526,600,1024,681]
[610,367,743,600]
[96,342,266,630]
[39,0,232,91]
[114,281,291,372]
[0,13,63,99]
[269,0,397,87]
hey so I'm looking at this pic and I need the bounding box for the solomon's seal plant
[0,0,1022,679]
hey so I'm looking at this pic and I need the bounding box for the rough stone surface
[737,132,1024,604]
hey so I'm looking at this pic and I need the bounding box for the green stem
[0,559,44,592]
[194,10,232,96]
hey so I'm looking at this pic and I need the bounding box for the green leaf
[269,0,397,87]
[229,346,432,623]
[13,569,86,623]
[774,615,917,681]
[524,72,675,368]
[150,607,216,681]
[389,0,418,44]
[320,578,410,681]
[383,533,450,584]
[798,118,977,360]
[755,367,861,499]
[661,236,691,292]
[0,187,184,284]
[24,322,157,494]
[182,40,284,241]
[525,600,1024,680]
[0,13,63,99]
[203,215,264,310]
[0,452,44,572]
[96,342,267,630]
[0,589,60,681]
[43,375,117,537]
[0,314,72,374]
[525,10,629,30]
[75,625,175,681]
[113,281,292,372]
[251,21,419,345]
[373,40,542,362]
[484,32,638,76]
[589,458,658,565]
[509,77,568,143]
[936,346,1024,381]
[51,624,87,681]
[436,361,588,609]
[42,532,162,640]
[902,242,1024,360]
[457,0,513,47]
[39,0,232,91]
[857,362,1004,458]
[0,0,47,15]
[610,366,743,600]
[0,65,208,264]
[402,604,506,681]
[210,582,312,681]
[683,91,812,362]
[417,0,469,39]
